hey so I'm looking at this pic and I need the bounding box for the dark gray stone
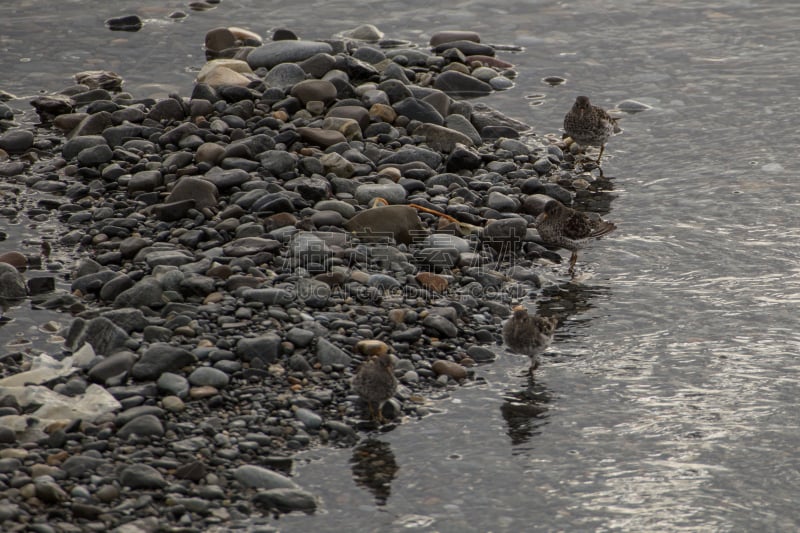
[131,343,197,381]
[120,464,167,489]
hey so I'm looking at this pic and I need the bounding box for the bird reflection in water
[349,438,399,506]
[500,382,552,451]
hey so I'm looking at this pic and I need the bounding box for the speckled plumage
[502,306,558,375]
[351,353,398,422]
[535,199,617,276]
[563,95,618,164]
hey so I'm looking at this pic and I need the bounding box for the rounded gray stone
[188,366,230,388]
[120,464,167,489]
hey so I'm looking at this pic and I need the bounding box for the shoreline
[0,25,614,530]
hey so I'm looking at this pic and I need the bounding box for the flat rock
[247,40,334,69]
[252,488,317,514]
[120,464,167,489]
[233,464,299,489]
[343,205,424,245]
[131,343,197,381]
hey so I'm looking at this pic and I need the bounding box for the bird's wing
[563,211,594,240]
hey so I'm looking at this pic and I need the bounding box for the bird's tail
[591,220,617,238]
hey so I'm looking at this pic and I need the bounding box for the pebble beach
[0,21,619,532]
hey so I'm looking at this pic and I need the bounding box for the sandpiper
[563,95,618,164]
[351,353,398,423]
[502,306,558,376]
[535,199,617,277]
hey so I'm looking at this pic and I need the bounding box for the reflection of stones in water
[349,438,399,506]
[500,383,552,449]
[573,186,617,215]
[537,281,610,330]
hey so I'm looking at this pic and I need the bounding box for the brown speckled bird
[563,95,618,164]
[502,306,558,375]
[351,353,398,423]
[535,199,617,277]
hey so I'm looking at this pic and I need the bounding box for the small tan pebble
[189,386,219,399]
[415,272,449,293]
[431,360,467,380]
[388,309,406,323]
[355,339,389,356]
[162,396,186,412]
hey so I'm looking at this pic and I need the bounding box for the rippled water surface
[2,1,799,531]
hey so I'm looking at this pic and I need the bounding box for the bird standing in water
[502,306,558,376]
[351,353,398,423]
[563,95,618,165]
[535,199,617,277]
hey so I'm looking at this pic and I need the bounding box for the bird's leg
[366,401,376,421]
[376,402,386,424]
[568,251,578,277]
[596,144,606,165]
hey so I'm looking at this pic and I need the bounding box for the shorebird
[502,306,558,376]
[351,353,398,423]
[535,199,617,277]
[563,95,618,165]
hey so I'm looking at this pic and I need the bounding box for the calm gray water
[2,1,799,531]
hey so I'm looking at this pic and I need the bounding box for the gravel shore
[0,24,612,532]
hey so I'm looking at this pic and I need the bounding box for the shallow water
[2,0,799,531]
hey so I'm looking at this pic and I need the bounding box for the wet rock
[423,314,458,338]
[233,464,299,489]
[88,351,136,384]
[242,288,294,306]
[431,360,468,380]
[379,145,442,169]
[414,123,474,152]
[236,333,281,364]
[117,414,165,439]
[62,135,108,160]
[247,40,334,69]
[157,372,190,398]
[66,316,130,355]
[131,343,197,381]
[61,455,107,478]
[466,345,496,363]
[291,79,338,105]
[343,205,424,245]
[393,98,444,125]
[70,110,113,137]
[252,488,317,514]
[223,237,281,257]
[354,183,407,205]
[35,481,68,504]
[0,251,27,269]
[77,144,113,166]
[433,70,492,98]
[205,27,237,53]
[105,14,143,32]
[0,130,34,153]
[297,127,347,148]
[617,99,652,113]
[113,277,165,308]
[128,169,163,194]
[120,464,167,489]
[0,264,26,299]
[261,64,303,91]
[188,367,230,388]
[316,338,352,366]
[429,30,481,47]
[295,407,323,429]
[175,460,207,482]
